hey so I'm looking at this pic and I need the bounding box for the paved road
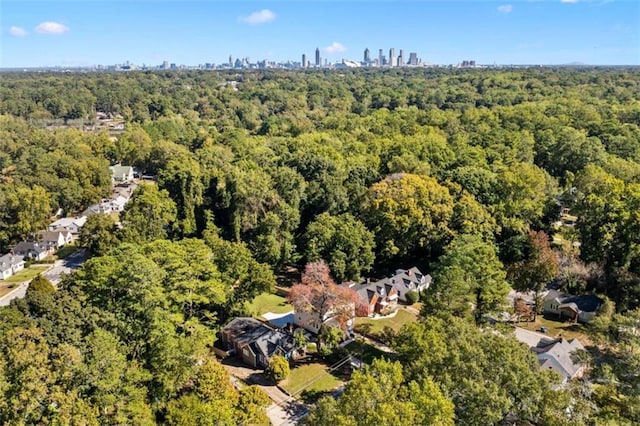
[0,281,29,306]
[43,248,87,285]
[222,358,309,426]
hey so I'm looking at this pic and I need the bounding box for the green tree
[426,234,510,323]
[362,173,454,261]
[303,212,375,282]
[79,213,119,256]
[120,183,177,242]
[266,355,290,382]
[26,274,55,295]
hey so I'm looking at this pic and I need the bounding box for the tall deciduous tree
[120,183,177,242]
[303,212,375,282]
[427,234,510,323]
[508,230,559,317]
[362,173,454,261]
[288,261,358,348]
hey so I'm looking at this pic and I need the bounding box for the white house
[0,253,25,280]
[48,216,87,234]
[13,241,51,261]
[38,230,73,249]
[293,309,354,335]
[110,165,135,183]
[543,290,603,323]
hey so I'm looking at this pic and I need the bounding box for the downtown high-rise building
[378,49,384,66]
[364,48,370,63]
[389,48,395,67]
[398,49,404,67]
[315,48,321,67]
[302,54,307,68]
[408,52,418,66]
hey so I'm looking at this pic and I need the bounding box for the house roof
[390,267,431,290]
[50,216,87,229]
[251,329,295,360]
[222,317,274,347]
[13,241,48,254]
[0,253,24,271]
[39,230,71,243]
[545,290,603,313]
[533,338,585,379]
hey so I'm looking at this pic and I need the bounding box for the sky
[1,0,639,67]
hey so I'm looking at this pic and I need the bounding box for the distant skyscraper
[398,49,404,67]
[162,60,169,70]
[364,48,370,63]
[408,52,418,66]
[378,49,383,66]
[389,48,395,67]
[315,48,320,67]
[229,55,233,67]
[302,54,307,68]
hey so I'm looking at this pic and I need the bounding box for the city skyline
[1,1,639,68]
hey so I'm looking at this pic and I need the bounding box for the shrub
[405,290,419,304]
[266,355,290,382]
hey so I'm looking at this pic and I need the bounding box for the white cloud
[497,5,513,13]
[239,9,276,25]
[35,21,70,35]
[323,42,347,55]
[9,26,27,37]
[561,0,579,3]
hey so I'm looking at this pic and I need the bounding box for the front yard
[344,340,393,365]
[280,362,343,399]
[0,266,49,284]
[354,309,418,340]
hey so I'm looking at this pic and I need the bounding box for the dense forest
[1,67,639,424]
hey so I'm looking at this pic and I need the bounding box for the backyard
[354,309,418,340]
[246,292,293,318]
[517,315,591,343]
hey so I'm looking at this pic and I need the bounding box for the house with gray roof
[219,317,296,369]
[343,279,398,317]
[12,241,51,261]
[48,216,87,234]
[514,328,586,385]
[0,254,25,280]
[387,267,431,302]
[38,230,73,249]
[543,290,603,323]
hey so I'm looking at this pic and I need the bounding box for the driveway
[43,248,87,285]
[221,357,309,426]
[0,281,29,306]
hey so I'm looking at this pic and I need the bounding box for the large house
[48,216,87,235]
[387,267,431,302]
[38,230,73,249]
[543,290,603,323]
[12,241,51,261]
[344,280,398,317]
[219,317,296,369]
[0,254,25,280]
[514,328,586,385]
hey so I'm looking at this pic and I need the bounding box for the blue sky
[1,1,638,67]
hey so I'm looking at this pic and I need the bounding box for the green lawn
[355,309,418,338]
[0,267,46,284]
[246,292,293,317]
[56,244,79,259]
[518,316,591,343]
[281,363,342,397]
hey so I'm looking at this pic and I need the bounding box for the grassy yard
[280,363,343,397]
[517,315,591,343]
[355,309,418,338]
[246,292,293,317]
[56,244,79,259]
[0,267,47,284]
